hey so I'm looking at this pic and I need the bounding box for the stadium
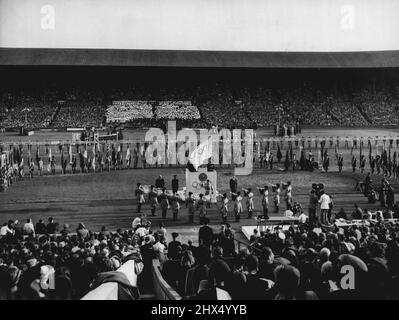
[1,0,399,302]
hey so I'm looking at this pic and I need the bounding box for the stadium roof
[1,48,399,68]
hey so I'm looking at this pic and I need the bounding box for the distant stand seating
[106,101,154,123]
[155,101,201,120]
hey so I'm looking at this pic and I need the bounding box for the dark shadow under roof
[1,48,399,68]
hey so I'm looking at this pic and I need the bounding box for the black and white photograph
[1,0,399,307]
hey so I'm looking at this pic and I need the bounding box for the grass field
[0,166,396,233]
[1,127,399,237]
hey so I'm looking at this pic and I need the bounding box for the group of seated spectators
[0,217,148,300]
[197,85,254,129]
[157,218,399,300]
[106,101,154,123]
[52,102,106,128]
[354,88,399,126]
[0,102,55,128]
[155,101,201,120]
[2,212,399,300]
[2,78,399,129]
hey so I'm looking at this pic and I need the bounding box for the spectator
[199,218,213,248]
[243,255,272,299]
[23,218,35,236]
[185,246,210,298]
[35,219,46,235]
[76,223,89,240]
[168,232,182,258]
[46,217,58,234]
[178,250,195,296]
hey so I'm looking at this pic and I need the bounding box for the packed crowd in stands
[197,85,254,128]
[1,71,399,129]
[2,211,399,300]
[0,102,55,128]
[354,89,399,126]
[155,101,201,120]
[241,88,282,127]
[106,101,154,123]
[0,216,147,300]
[52,103,106,128]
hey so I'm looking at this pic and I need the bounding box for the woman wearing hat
[186,192,195,223]
[243,188,254,219]
[170,192,181,221]
[135,183,145,214]
[148,185,159,216]
[232,191,243,222]
[257,186,269,220]
[159,188,169,219]
[219,193,229,223]
[197,194,207,225]
[274,184,281,213]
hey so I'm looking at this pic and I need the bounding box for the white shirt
[298,213,308,224]
[132,217,141,229]
[319,194,331,210]
[135,227,148,238]
[0,226,8,236]
[284,209,294,218]
[23,222,35,235]
[286,185,292,197]
[0,225,14,236]
[262,190,269,204]
[153,242,166,254]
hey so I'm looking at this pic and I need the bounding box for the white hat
[71,246,80,253]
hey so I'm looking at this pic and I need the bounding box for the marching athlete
[285,181,292,208]
[186,192,195,223]
[219,193,229,223]
[197,193,207,225]
[135,183,145,214]
[273,183,281,213]
[159,188,169,219]
[148,185,159,216]
[243,188,254,219]
[257,186,269,219]
[170,192,180,221]
[232,191,243,222]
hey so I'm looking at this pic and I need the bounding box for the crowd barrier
[81,259,138,300]
[335,218,398,227]
[152,259,182,300]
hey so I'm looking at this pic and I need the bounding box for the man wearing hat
[199,218,213,248]
[187,192,195,223]
[155,175,165,189]
[148,185,159,216]
[158,188,169,219]
[172,175,179,194]
[168,232,181,257]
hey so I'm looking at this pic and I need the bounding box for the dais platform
[241,216,299,240]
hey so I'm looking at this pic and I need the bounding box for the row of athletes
[133,181,294,224]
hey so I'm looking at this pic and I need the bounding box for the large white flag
[189,137,213,171]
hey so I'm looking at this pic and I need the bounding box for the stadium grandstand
[2,0,399,304]
[1,68,399,129]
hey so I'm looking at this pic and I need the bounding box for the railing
[81,259,138,300]
[233,235,263,254]
[152,259,182,300]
